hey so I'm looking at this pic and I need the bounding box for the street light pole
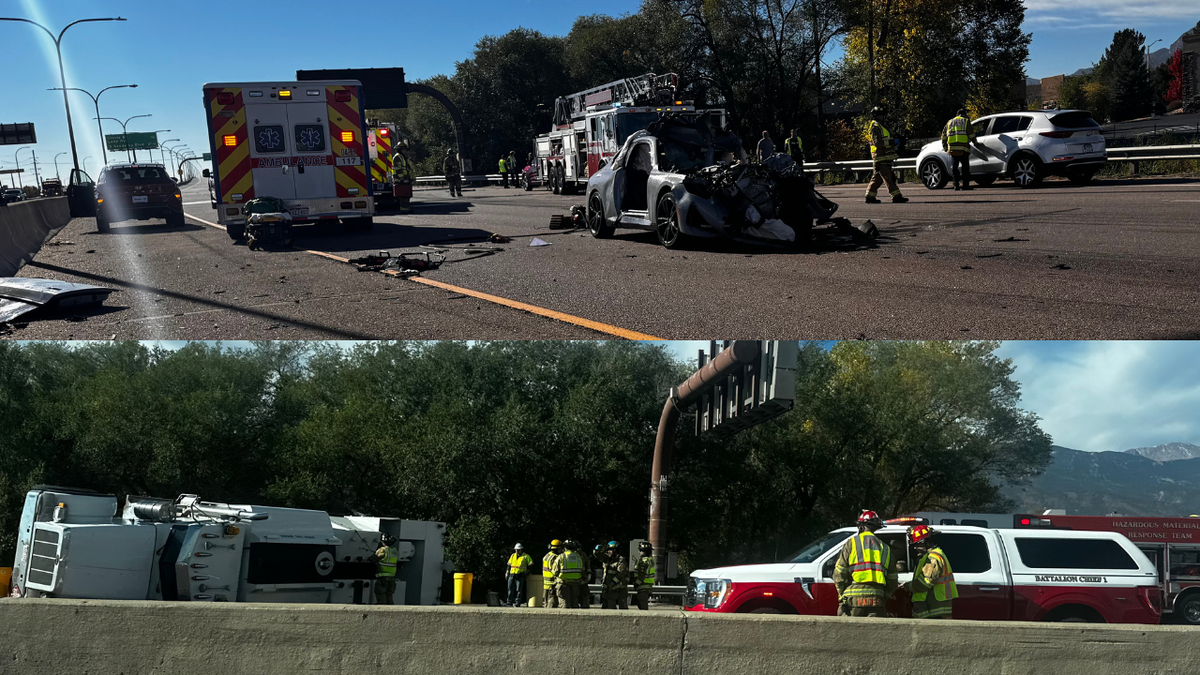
[83,156,93,175]
[149,130,171,166]
[13,146,30,189]
[0,16,127,176]
[49,84,137,167]
[160,138,180,168]
[53,152,67,181]
[163,142,184,176]
[97,114,151,163]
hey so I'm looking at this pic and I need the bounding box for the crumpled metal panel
[0,297,38,323]
[0,277,113,322]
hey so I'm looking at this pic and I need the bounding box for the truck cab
[688,525,1161,624]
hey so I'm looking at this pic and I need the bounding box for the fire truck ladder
[552,73,679,127]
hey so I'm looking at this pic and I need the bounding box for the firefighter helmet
[550,539,562,548]
[639,541,653,553]
[857,510,883,529]
[608,540,619,549]
[908,525,935,546]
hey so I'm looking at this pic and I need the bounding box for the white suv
[916,110,1106,189]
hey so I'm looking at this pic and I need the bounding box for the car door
[933,532,1011,620]
[246,99,296,202]
[66,169,96,217]
[975,116,1025,174]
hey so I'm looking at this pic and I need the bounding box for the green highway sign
[203,153,212,161]
[105,132,159,151]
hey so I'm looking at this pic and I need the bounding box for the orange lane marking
[184,211,659,340]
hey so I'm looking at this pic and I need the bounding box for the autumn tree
[1095,29,1152,122]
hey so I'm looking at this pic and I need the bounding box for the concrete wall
[3,599,1200,675]
[0,197,71,276]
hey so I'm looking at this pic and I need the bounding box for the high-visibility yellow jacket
[498,158,507,173]
[543,551,559,587]
[634,555,656,590]
[553,551,584,583]
[941,116,975,155]
[507,552,534,576]
[866,120,898,162]
[392,153,413,183]
[833,532,898,606]
[376,545,399,578]
[911,547,957,618]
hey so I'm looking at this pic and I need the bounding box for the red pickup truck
[687,524,1162,624]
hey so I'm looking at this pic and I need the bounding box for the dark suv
[94,163,184,232]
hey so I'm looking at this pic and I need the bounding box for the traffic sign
[0,168,25,175]
[0,123,36,146]
[696,340,797,437]
[296,68,407,109]
[105,132,159,151]
[202,153,212,161]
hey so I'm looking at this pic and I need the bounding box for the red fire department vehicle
[1016,513,1200,624]
[533,73,726,195]
[687,521,1162,624]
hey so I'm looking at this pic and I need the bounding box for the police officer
[542,540,562,608]
[864,107,908,204]
[906,525,957,619]
[941,108,976,191]
[391,143,414,213]
[833,510,898,617]
[784,128,805,165]
[443,149,463,197]
[632,541,657,611]
[552,540,586,608]
[370,534,400,605]
[505,543,534,607]
[599,541,628,609]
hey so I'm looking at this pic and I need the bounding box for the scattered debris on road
[530,238,552,247]
[349,250,447,275]
[244,197,295,250]
[489,233,512,243]
[549,205,587,231]
[0,277,115,323]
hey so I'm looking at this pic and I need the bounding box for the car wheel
[95,213,110,233]
[920,159,948,190]
[1176,595,1200,625]
[587,192,614,239]
[973,175,997,187]
[655,193,686,249]
[227,224,246,241]
[1068,171,1095,185]
[1011,155,1042,188]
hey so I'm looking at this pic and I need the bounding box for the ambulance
[201,80,374,241]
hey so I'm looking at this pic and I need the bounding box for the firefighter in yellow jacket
[833,510,898,617]
[864,107,908,204]
[552,540,586,608]
[542,540,562,608]
[391,143,414,213]
[632,541,657,610]
[941,109,977,191]
[906,524,957,619]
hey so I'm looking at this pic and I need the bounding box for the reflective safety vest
[559,551,584,582]
[392,154,413,183]
[507,552,533,575]
[945,116,970,153]
[911,548,958,603]
[847,532,890,585]
[784,137,803,157]
[866,120,897,162]
[543,552,558,586]
[636,557,657,589]
[377,546,399,578]
[498,158,507,173]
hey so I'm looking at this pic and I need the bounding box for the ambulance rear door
[245,92,296,202]
[288,92,336,213]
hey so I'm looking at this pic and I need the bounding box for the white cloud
[998,341,1200,452]
[1023,0,1199,20]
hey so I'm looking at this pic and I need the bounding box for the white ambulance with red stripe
[202,81,374,240]
[687,523,1162,624]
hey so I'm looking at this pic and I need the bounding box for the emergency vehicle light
[340,131,355,143]
[1020,518,1031,525]
[334,90,352,102]
[216,92,235,105]
[278,90,292,99]
[379,129,389,136]
[223,135,237,147]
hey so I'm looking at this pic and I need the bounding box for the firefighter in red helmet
[833,510,898,617]
[906,524,958,619]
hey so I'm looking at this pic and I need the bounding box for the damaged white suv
[916,110,1106,189]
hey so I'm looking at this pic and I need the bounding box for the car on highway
[92,163,185,232]
[687,523,1162,623]
[585,116,829,249]
[2,188,25,203]
[916,110,1106,190]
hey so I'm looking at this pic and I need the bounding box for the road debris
[244,197,294,250]
[0,277,115,323]
[349,250,447,275]
[530,238,552,247]
[489,233,512,243]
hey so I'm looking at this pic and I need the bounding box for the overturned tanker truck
[585,114,874,249]
[9,486,451,604]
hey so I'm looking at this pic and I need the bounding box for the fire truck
[1016,513,1200,625]
[201,80,375,241]
[534,73,726,195]
[366,121,399,207]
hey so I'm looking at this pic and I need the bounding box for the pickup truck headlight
[691,578,732,609]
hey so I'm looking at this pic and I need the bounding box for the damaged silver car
[585,115,850,249]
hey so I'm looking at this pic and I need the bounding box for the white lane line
[183,201,211,205]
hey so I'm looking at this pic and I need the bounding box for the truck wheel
[587,192,614,239]
[1176,595,1200,625]
[522,174,533,191]
[227,224,246,241]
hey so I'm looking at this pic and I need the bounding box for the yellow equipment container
[453,572,473,604]
[0,567,11,593]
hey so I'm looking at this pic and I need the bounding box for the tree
[372,75,461,176]
[1095,29,1152,122]
[1163,49,1184,110]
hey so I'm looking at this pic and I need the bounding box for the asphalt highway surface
[9,173,1200,340]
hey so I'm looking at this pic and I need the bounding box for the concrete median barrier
[2,600,1199,674]
[0,196,71,276]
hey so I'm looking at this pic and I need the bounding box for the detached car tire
[920,159,948,190]
[587,192,614,239]
[1011,155,1043,189]
[655,193,686,249]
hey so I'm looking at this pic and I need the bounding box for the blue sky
[2,1,1195,185]
[63,339,1200,454]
